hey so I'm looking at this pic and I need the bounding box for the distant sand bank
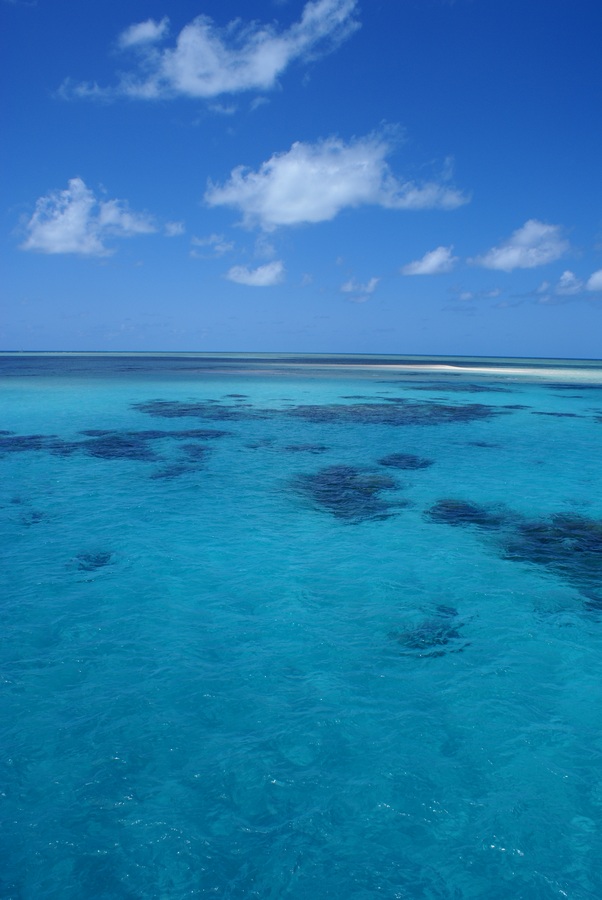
[370,363,602,381]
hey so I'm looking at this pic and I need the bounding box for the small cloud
[555,270,583,295]
[340,276,379,294]
[402,245,458,275]
[117,17,169,49]
[340,276,379,302]
[250,96,270,112]
[63,0,360,101]
[301,273,313,286]
[472,219,569,271]
[165,220,185,237]
[56,78,108,101]
[205,131,468,231]
[208,103,237,116]
[254,235,277,259]
[586,269,602,292]
[190,233,234,257]
[450,286,502,303]
[536,269,602,298]
[20,177,155,256]
[226,260,285,286]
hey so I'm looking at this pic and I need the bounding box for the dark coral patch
[425,500,602,607]
[21,510,45,526]
[75,551,113,572]
[0,434,75,455]
[531,411,582,418]
[411,382,513,394]
[545,383,602,392]
[293,465,401,522]
[133,397,504,427]
[378,452,434,470]
[284,444,329,454]
[173,429,229,440]
[149,442,209,478]
[391,605,468,658]
[0,434,47,453]
[179,443,209,460]
[80,434,159,460]
[79,428,228,441]
[132,399,266,421]
[502,514,602,601]
[0,428,229,462]
[426,499,507,529]
[287,400,503,427]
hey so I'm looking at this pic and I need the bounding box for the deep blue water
[2,353,602,898]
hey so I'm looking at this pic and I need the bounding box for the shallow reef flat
[2,353,602,900]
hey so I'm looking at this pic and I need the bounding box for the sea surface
[1,352,602,899]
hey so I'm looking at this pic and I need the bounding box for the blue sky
[3,0,602,357]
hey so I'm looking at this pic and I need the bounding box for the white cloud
[190,233,234,257]
[208,102,237,116]
[586,269,602,292]
[21,177,156,256]
[555,270,583,295]
[118,17,169,49]
[205,132,468,230]
[67,0,359,100]
[165,220,185,237]
[226,260,285,286]
[473,219,569,271]
[452,287,502,302]
[341,276,379,294]
[57,79,106,101]
[402,245,458,275]
[536,269,602,298]
[254,234,277,259]
[250,96,270,112]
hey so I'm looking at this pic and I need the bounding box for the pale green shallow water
[1,354,602,899]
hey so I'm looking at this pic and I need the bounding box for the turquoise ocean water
[1,353,602,899]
